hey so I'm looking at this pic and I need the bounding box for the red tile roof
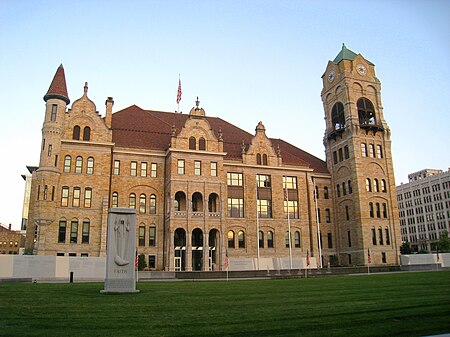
[44,64,70,104]
[112,106,328,174]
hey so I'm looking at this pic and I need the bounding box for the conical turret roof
[43,64,70,104]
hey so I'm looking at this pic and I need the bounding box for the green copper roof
[333,43,374,66]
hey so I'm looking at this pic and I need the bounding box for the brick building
[25,45,401,270]
[0,224,25,255]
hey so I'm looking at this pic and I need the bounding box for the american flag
[367,249,371,264]
[176,78,182,104]
[224,250,229,269]
[306,249,310,267]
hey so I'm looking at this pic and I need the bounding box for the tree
[400,242,412,254]
[138,253,147,271]
[437,230,450,253]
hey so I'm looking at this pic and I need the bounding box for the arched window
[342,182,347,196]
[369,202,374,218]
[366,178,372,192]
[189,137,196,150]
[139,194,146,214]
[174,228,186,247]
[73,125,80,140]
[381,179,387,193]
[262,154,268,165]
[75,156,83,173]
[238,230,245,248]
[348,180,353,194]
[149,194,156,214]
[208,193,218,212]
[191,192,203,212]
[112,192,118,208]
[294,231,301,248]
[64,155,71,173]
[174,191,186,211]
[324,187,329,199]
[259,231,264,248]
[82,219,90,244]
[198,137,206,151]
[357,98,376,125]
[337,184,341,197]
[129,193,136,209]
[192,229,203,247]
[285,231,291,248]
[58,218,67,243]
[374,179,380,192]
[86,157,94,174]
[267,231,274,248]
[228,230,235,248]
[83,126,91,141]
[256,153,262,165]
[331,102,345,130]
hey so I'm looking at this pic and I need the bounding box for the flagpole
[176,74,182,112]
[312,178,323,269]
[256,175,260,271]
[285,177,292,271]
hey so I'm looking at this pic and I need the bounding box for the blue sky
[0,0,449,230]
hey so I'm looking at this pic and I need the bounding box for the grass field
[1,271,450,337]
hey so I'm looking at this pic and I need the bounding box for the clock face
[328,70,335,82]
[356,64,367,75]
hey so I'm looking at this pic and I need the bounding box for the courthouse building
[25,45,401,270]
[397,168,450,252]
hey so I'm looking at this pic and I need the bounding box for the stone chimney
[105,97,114,128]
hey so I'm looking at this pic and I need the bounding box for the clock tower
[321,44,401,266]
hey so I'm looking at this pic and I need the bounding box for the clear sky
[0,0,449,230]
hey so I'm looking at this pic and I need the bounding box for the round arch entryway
[174,228,186,271]
[208,229,220,271]
[192,228,203,271]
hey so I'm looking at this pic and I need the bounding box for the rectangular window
[72,187,81,207]
[84,188,92,208]
[82,221,90,244]
[372,228,377,245]
[361,143,367,157]
[58,220,66,243]
[177,160,185,175]
[114,160,120,175]
[347,230,352,247]
[210,162,217,177]
[139,226,145,246]
[345,205,349,221]
[194,160,201,176]
[257,199,272,218]
[344,145,349,159]
[378,228,383,245]
[382,252,387,263]
[61,187,69,207]
[326,208,331,223]
[327,232,333,249]
[317,208,321,223]
[377,145,383,158]
[376,203,381,218]
[141,162,147,177]
[227,198,244,218]
[150,163,157,177]
[283,176,297,189]
[70,220,78,243]
[257,174,271,188]
[50,104,57,122]
[338,148,343,162]
[149,226,156,246]
[48,144,52,157]
[383,203,388,218]
[333,151,338,164]
[131,161,137,176]
[227,172,243,186]
[385,228,390,245]
[149,255,156,269]
[369,144,375,157]
[284,200,298,219]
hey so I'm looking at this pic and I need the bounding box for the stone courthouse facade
[25,45,401,270]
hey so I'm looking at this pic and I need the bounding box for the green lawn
[1,271,450,337]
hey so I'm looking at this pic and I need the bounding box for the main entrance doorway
[192,228,203,271]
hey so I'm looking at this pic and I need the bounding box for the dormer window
[189,137,196,150]
[73,125,80,140]
[83,126,91,141]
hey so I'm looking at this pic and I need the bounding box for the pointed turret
[333,43,374,66]
[43,64,70,104]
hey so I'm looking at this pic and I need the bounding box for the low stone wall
[400,253,449,271]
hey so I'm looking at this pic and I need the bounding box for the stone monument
[101,208,139,293]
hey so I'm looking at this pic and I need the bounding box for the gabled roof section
[112,106,328,173]
[44,64,70,104]
[333,44,374,66]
